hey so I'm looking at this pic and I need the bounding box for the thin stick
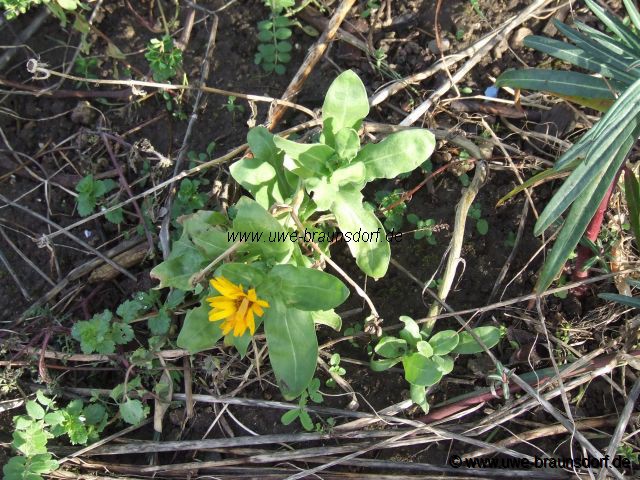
[425,161,487,326]
[101,134,154,254]
[160,13,219,259]
[401,0,555,126]
[598,377,640,480]
[0,224,55,286]
[289,208,380,320]
[0,244,30,300]
[27,61,317,119]
[0,193,136,281]
[267,0,357,128]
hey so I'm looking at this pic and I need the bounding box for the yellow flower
[206,276,269,337]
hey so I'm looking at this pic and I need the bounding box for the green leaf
[77,193,95,217]
[410,384,429,414]
[496,69,616,111]
[112,322,134,344]
[598,293,640,308]
[334,128,361,162]
[625,168,640,247]
[402,353,443,387]
[453,326,502,354]
[476,219,489,235]
[299,409,314,431]
[148,309,171,335]
[265,264,349,311]
[416,340,433,358]
[150,235,206,291]
[431,354,454,375]
[26,400,45,420]
[370,357,401,372]
[83,403,106,425]
[398,315,421,347]
[322,70,369,144]
[44,411,64,426]
[374,336,408,358]
[311,309,342,331]
[330,187,389,278]
[233,197,293,262]
[57,0,79,10]
[116,299,144,323]
[105,207,124,224]
[329,162,366,189]
[428,330,459,355]
[35,391,52,407]
[215,262,267,289]
[273,137,334,177]
[263,300,318,400]
[119,398,146,425]
[280,409,300,425]
[536,123,640,292]
[183,211,231,259]
[355,130,436,183]
[27,453,59,475]
[177,303,224,354]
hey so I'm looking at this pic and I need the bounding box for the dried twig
[267,0,357,128]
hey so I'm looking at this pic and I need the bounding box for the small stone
[71,101,95,125]
[122,25,135,40]
[428,38,450,55]
[510,27,533,49]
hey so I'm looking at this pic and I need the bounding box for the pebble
[428,38,450,55]
[71,101,95,125]
[510,27,533,49]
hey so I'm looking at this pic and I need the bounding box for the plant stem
[571,169,622,296]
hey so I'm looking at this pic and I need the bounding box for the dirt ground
[0,0,637,477]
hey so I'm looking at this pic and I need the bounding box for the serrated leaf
[120,399,146,425]
[148,308,171,335]
[26,400,45,420]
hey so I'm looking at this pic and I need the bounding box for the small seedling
[188,142,217,167]
[361,0,380,18]
[145,35,183,82]
[73,56,99,86]
[504,230,516,248]
[371,316,503,413]
[375,189,406,231]
[75,175,124,225]
[326,353,346,388]
[71,310,134,354]
[280,378,322,431]
[407,214,438,245]
[225,95,245,116]
[171,178,208,226]
[468,204,489,235]
[255,0,294,74]
[3,391,108,480]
